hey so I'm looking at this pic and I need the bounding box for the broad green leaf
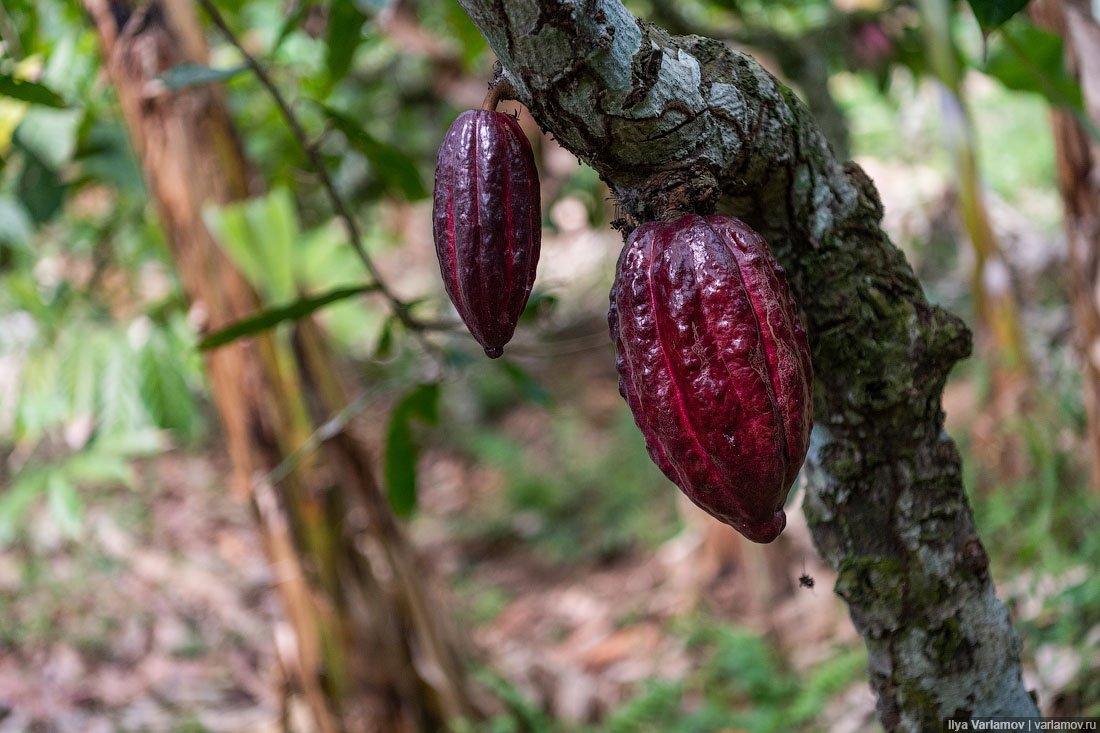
[14,141,64,225]
[374,315,396,359]
[205,201,266,294]
[61,325,107,419]
[139,329,201,437]
[321,104,428,200]
[62,451,134,487]
[47,471,83,537]
[0,195,34,248]
[325,1,368,80]
[15,107,82,167]
[0,97,29,156]
[14,348,64,441]
[92,429,166,457]
[205,188,301,303]
[73,121,145,193]
[199,284,378,349]
[159,63,248,90]
[384,382,440,517]
[244,187,298,303]
[983,21,1084,110]
[519,291,559,323]
[0,468,48,545]
[965,0,1030,34]
[0,74,66,108]
[98,335,155,437]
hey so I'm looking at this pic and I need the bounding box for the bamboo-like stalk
[919,0,1032,387]
[1032,0,1100,489]
[81,1,476,730]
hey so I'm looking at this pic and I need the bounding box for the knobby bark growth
[1032,0,1100,490]
[456,1,1038,729]
[83,1,475,731]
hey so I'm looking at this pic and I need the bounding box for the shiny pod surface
[433,110,541,358]
[609,214,813,543]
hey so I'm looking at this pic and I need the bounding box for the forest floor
[3,344,1094,732]
[0,394,878,732]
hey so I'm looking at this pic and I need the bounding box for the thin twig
[262,388,374,488]
[196,0,447,347]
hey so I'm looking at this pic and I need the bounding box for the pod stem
[481,78,516,111]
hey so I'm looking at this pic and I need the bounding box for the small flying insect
[798,560,815,591]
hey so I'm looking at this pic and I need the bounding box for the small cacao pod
[433,109,541,358]
[609,214,813,543]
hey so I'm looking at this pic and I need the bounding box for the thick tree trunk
[456,2,1037,730]
[1032,0,1100,490]
[83,2,475,731]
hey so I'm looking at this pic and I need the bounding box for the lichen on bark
[458,0,1039,729]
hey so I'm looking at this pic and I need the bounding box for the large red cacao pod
[609,214,813,543]
[433,110,541,358]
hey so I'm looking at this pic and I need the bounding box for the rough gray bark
[457,1,1038,730]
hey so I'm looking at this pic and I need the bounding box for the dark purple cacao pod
[609,214,813,543]
[433,109,541,358]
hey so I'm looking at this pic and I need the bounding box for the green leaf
[139,329,201,437]
[374,315,396,359]
[519,291,559,323]
[966,0,1031,34]
[0,195,34,249]
[62,451,134,487]
[384,382,440,517]
[983,21,1084,110]
[205,202,265,293]
[199,284,378,350]
[158,63,248,90]
[16,107,82,167]
[0,469,49,545]
[272,1,313,56]
[325,1,368,80]
[74,121,145,193]
[321,104,428,200]
[0,74,66,108]
[204,188,301,303]
[47,471,83,538]
[92,429,166,457]
[14,140,64,225]
[244,187,298,302]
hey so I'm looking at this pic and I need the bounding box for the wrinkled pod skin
[609,214,813,543]
[433,110,541,358]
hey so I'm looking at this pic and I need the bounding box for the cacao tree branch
[456,0,1038,729]
[645,0,852,159]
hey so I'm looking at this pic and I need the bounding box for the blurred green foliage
[463,622,868,733]
[449,405,681,563]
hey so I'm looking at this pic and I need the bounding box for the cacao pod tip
[483,345,504,359]
[735,510,787,544]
